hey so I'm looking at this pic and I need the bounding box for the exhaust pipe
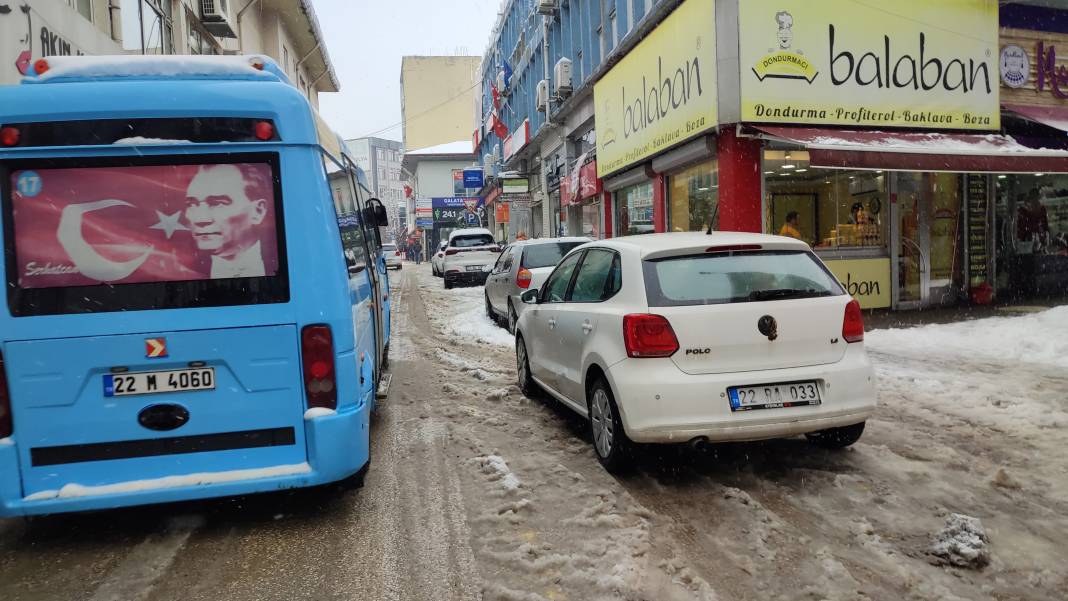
[688,436,710,452]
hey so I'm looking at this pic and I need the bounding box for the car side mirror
[521,289,539,305]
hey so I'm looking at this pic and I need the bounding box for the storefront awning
[751,126,1068,173]
[1004,104,1068,135]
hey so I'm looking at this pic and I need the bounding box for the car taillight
[395,251,401,256]
[843,299,864,343]
[623,314,679,358]
[516,268,532,289]
[0,351,12,438]
[446,249,460,255]
[301,325,336,410]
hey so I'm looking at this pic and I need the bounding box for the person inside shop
[1017,187,1050,254]
[515,231,529,241]
[778,211,803,241]
[849,202,870,225]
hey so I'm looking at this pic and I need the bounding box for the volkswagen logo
[757,315,778,341]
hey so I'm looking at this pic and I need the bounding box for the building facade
[346,137,406,223]
[476,0,1068,311]
[400,56,481,152]
[1,0,123,85]
[2,0,339,106]
[401,142,480,254]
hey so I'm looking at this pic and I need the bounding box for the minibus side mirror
[364,198,389,227]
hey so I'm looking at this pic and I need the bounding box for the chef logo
[752,11,820,84]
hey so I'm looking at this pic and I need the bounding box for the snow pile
[304,407,337,420]
[24,463,312,501]
[805,132,1068,155]
[867,306,1068,368]
[476,454,521,491]
[928,513,990,569]
[32,55,273,82]
[0,438,12,446]
[422,277,514,348]
[113,137,194,145]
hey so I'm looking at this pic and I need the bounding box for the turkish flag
[491,84,501,111]
[492,113,510,140]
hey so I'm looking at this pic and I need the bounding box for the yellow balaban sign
[595,0,717,178]
[740,0,1000,130]
[825,258,892,310]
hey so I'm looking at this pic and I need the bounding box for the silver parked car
[484,237,591,333]
[381,243,403,270]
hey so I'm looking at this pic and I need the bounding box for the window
[283,47,290,75]
[764,150,888,249]
[669,160,718,232]
[642,251,844,308]
[492,247,513,274]
[615,181,654,236]
[68,0,92,21]
[4,153,289,316]
[569,249,621,302]
[541,251,584,303]
[122,0,174,54]
[521,242,587,269]
[451,234,495,248]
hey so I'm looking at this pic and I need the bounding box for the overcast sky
[314,0,500,144]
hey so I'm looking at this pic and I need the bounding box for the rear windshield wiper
[748,288,830,301]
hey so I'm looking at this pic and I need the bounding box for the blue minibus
[0,55,389,516]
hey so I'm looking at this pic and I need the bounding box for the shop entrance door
[891,173,930,309]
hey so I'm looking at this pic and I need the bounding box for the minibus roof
[0,55,330,153]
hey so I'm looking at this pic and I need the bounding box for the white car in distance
[442,228,501,289]
[431,241,447,277]
[514,232,877,472]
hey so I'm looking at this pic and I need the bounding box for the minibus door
[346,164,388,386]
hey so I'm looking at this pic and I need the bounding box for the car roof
[448,228,493,240]
[511,237,592,247]
[580,232,810,258]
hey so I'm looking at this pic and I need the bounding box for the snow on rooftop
[407,141,474,156]
[31,55,275,83]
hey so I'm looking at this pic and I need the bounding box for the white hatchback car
[431,241,448,277]
[442,228,501,289]
[514,232,877,472]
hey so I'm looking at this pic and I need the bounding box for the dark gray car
[484,237,591,333]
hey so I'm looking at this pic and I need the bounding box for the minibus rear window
[2,153,289,316]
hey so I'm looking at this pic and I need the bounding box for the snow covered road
[0,264,1064,601]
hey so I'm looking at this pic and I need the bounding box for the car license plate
[466,265,483,272]
[728,381,821,412]
[103,368,215,397]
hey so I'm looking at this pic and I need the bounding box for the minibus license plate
[104,368,215,397]
[728,381,820,412]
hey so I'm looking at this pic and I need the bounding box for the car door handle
[582,321,594,335]
[548,318,557,329]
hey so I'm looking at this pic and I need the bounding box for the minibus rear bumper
[0,402,369,517]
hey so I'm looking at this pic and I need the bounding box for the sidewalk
[864,296,1067,330]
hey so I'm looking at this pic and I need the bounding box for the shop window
[668,160,718,232]
[764,150,888,250]
[615,181,654,236]
[995,173,1068,295]
[582,201,602,239]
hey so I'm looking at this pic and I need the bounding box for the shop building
[400,141,480,255]
[1,0,123,86]
[477,0,1068,310]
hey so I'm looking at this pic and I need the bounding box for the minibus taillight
[516,268,532,289]
[0,127,19,147]
[0,352,12,439]
[623,314,679,358]
[254,121,275,141]
[843,299,865,343]
[301,325,337,410]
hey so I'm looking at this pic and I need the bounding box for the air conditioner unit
[554,58,573,97]
[200,0,237,38]
[496,70,509,96]
[537,0,560,15]
[536,79,549,112]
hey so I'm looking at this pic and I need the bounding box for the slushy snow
[928,513,990,568]
[113,137,194,145]
[32,55,272,82]
[477,454,521,491]
[25,463,312,501]
[0,438,12,446]
[304,407,337,420]
[421,276,515,348]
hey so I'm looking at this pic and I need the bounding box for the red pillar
[717,127,763,233]
[652,173,667,233]
[602,190,613,239]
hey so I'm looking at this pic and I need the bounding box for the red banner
[11,163,280,289]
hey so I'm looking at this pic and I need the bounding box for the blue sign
[416,217,434,228]
[462,168,484,189]
[431,197,485,227]
[15,171,42,198]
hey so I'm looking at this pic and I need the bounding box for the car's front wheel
[588,377,632,473]
[485,293,497,323]
[516,335,538,397]
[805,422,865,449]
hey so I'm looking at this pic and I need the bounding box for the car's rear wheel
[516,335,537,397]
[507,301,518,335]
[805,422,865,449]
[588,377,632,473]
[444,278,453,290]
